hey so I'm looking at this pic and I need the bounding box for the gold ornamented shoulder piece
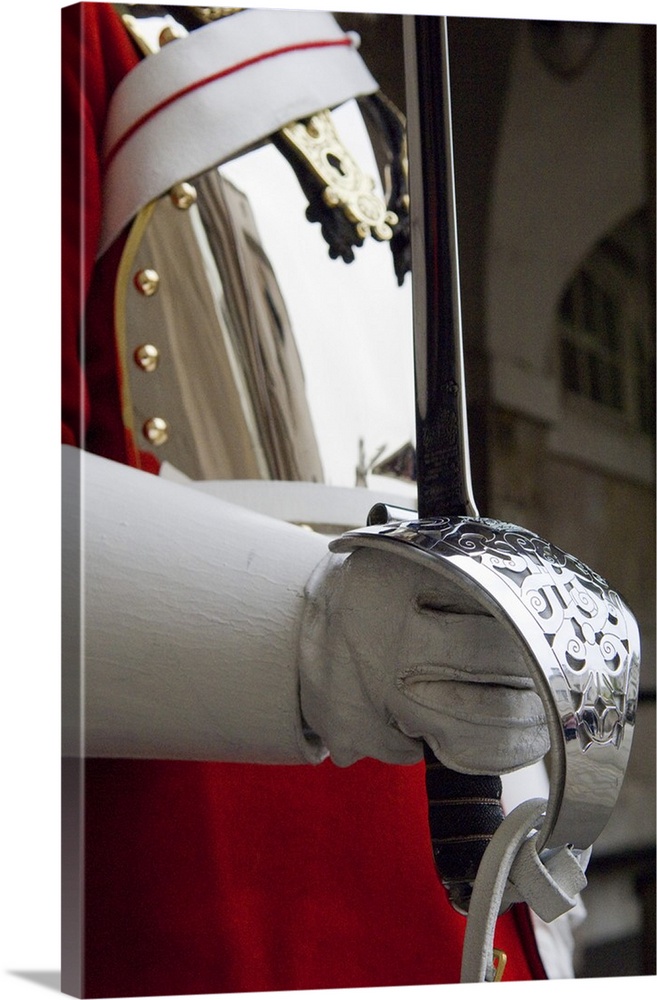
[190,7,243,23]
[279,110,398,262]
[115,5,242,54]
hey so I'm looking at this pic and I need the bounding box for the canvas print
[61,4,655,996]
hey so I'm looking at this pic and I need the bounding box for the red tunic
[62,4,545,995]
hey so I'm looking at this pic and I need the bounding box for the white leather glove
[299,546,549,775]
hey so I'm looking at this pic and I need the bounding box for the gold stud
[134,268,160,297]
[134,344,160,373]
[170,182,197,210]
[143,417,169,446]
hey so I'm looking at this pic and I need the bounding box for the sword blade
[404,15,478,520]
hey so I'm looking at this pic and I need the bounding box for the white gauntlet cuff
[62,446,329,764]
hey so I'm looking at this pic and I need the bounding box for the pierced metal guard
[330,515,640,860]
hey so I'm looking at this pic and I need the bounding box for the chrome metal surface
[404,15,477,519]
[331,515,640,854]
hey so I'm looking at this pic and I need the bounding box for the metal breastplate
[110,6,409,485]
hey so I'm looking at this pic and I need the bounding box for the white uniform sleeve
[62,445,329,764]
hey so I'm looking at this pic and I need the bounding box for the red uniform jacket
[62,4,545,995]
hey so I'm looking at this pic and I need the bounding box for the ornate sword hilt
[382,13,639,915]
[331,514,640,884]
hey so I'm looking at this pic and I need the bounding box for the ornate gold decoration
[133,268,160,297]
[143,416,169,446]
[134,344,160,373]
[492,950,507,983]
[158,24,185,47]
[115,7,183,55]
[170,182,198,210]
[118,4,243,52]
[190,8,243,23]
[281,110,398,245]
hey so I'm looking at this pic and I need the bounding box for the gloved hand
[68,446,548,773]
[299,546,549,774]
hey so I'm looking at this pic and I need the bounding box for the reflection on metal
[158,23,184,47]
[404,15,476,520]
[133,268,160,297]
[492,949,507,983]
[530,21,610,79]
[280,110,399,263]
[371,440,416,483]
[332,514,641,856]
[115,6,410,278]
[355,438,386,488]
[134,344,160,372]
[143,416,169,446]
[170,182,198,210]
[115,166,324,482]
[190,7,243,23]
[366,501,416,525]
[111,4,409,485]
[116,7,182,55]
[358,91,411,285]
[117,5,243,55]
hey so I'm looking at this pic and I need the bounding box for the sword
[403,13,503,916]
[332,13,640,916]
[392,12,503,916]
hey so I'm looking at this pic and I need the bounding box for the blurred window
[559,207,654,436]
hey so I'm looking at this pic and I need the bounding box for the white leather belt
[99,9,378,256]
